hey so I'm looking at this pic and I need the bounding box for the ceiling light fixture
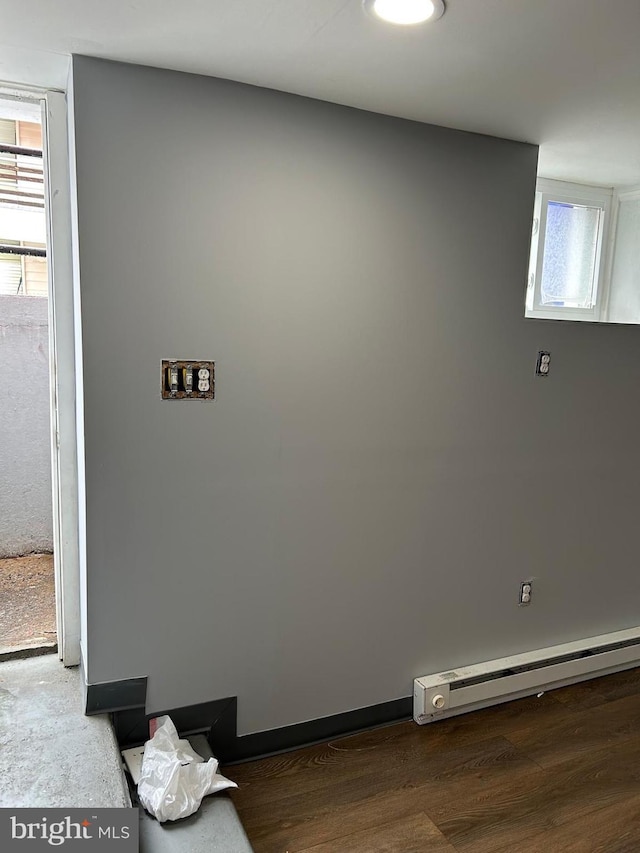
[363,0,445,25]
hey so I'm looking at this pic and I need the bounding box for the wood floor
[228,667,640,852]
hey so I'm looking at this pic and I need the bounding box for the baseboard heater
[414,625,640,724]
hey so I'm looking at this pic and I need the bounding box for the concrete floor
[0,653,130,808]
[0,653,253,851]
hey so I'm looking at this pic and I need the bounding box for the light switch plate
[161,360,215,399]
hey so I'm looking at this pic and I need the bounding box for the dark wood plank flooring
[228,667,640,852]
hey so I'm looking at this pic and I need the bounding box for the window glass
[0,115,47,297]
[0,248,22,295]
[540,201,600,309]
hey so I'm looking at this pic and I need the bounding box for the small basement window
[525,179,612,322]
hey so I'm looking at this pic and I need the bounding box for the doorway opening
[0,99,55,657]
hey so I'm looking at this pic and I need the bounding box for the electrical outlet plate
[161,360,215,399]
[519,580,533,606]
[536,351,550,376]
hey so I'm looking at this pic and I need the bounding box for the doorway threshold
[0,640,57,663]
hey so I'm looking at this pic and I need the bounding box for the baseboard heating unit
[414,625,640,724]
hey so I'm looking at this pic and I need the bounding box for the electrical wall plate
[536,351,551,376]
[161,360,215,399]
[519,580,533,606]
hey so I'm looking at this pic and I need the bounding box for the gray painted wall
[608,198,640,324]
[0,296,52,557]
[71,56,640,736]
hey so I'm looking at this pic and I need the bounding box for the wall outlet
[519,581,533,606]
[536,351,550,376]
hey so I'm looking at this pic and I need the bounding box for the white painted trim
[600,189,622,322]
[0,80,62,98]
[616,186,640,203]
[42,91,81,667]
[536,177,613,202]
[66,63,88,670]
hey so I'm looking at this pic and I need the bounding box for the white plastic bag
[137,715,237,822]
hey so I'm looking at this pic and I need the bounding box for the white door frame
[42,90,82,667]
[0,82,82,667]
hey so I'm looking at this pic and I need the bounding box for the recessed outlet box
[519,581,533,606]
[161,360,215,399]
[536,351,551,376]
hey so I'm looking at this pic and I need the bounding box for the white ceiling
[1,0,639,187]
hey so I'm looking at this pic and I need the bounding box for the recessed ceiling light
[363,0,445,26]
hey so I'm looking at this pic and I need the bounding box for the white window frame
[526,178,613,323]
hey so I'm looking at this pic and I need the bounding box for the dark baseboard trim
[88,673,412,763]
[85,675,148,715]
[112,697,236,750]
[217,696,413,764]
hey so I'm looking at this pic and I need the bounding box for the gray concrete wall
[71,56,640,737]
[0,296,52,557]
